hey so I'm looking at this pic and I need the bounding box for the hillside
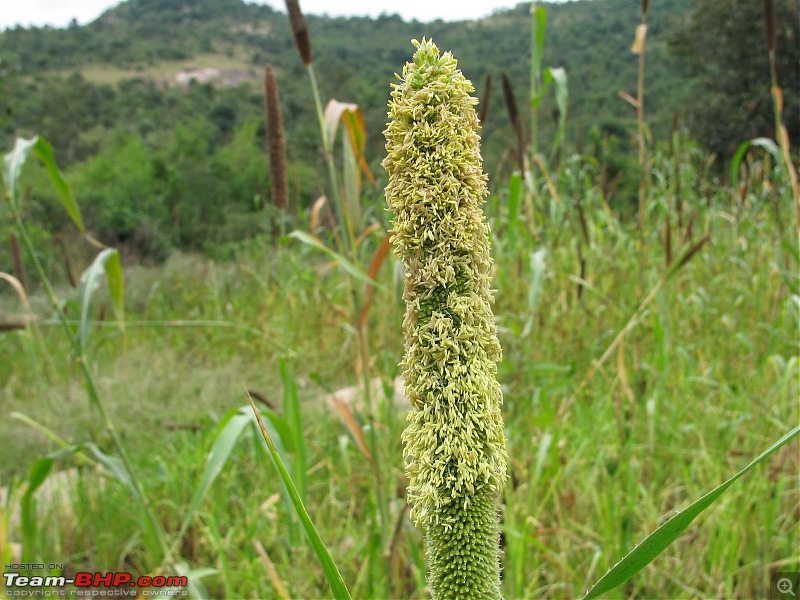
[0,0,692,162]
[4,0,795,259]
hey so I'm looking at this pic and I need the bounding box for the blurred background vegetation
[0,0,796,265]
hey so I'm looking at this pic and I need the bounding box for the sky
[0,0,542,30]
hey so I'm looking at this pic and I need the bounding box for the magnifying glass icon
[778,578,796,597]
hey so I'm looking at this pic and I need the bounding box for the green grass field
[54,51,260,86]
[1,155,797,597]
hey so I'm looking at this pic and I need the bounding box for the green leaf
[264,411,296,453]
[248,395,352,600]
[43,443,140,500]
[32,137,85,231]
[730,137,780,188]
[584,425,800,599]
[280,359,306,503]
[546,67,569,158]
[1,137,84,230]
[248,402,300,544]
[173,563,217,600]
[103,249,125,331]
[10,412,72,449]
[289,230,383,289]
[522,248,547,337]
[76,248,125,349]
[172,410,251,553]
[507,172,523,233]
[342,131,361,230]
[531,5,547,85]
[80,443,141,500]
[21,457,55,560]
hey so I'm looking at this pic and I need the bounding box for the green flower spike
[383,39,508,599]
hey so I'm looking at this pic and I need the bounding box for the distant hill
[0,0,693,164]
[0,0,716,256]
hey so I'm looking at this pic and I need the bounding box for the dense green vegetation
[670,0,800,156]
[0,0,734,260]
[1,0,796,262]
[1,136,797,597]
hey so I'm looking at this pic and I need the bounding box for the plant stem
[306,59,389,569]
[13,215,167,556]
[636,20,648,232]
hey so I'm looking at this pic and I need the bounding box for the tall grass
[2,148,796,596]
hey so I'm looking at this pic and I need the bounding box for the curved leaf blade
[289,230,383,289]
[76,248,125,349]
[172,411,251,550]
[31,137,84,231]
[730,137,780,188]
[547,67,568,157]
[584,425,800,599]
[2,137,38,211]
[3,136,84,229]
[248,394,352,600]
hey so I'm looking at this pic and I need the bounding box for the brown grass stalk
[253,540,291,600]
[62,247,77,288]
[671,110,683,227]
[761,0,776,53]
[264,65,288,210]
[501,72,526,173]
[8,231,26,290]
[284,0,313,65]
[479,73,492,126]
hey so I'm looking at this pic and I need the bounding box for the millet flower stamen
[383,39,508,599]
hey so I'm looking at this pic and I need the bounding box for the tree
[669,0,799,157]
[0,54,19,131]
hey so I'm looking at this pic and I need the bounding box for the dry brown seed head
[264,65,288,209]
[285,0,313,65]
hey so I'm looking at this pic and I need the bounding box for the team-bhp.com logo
[3,565,188,597]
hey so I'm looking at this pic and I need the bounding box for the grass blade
[173,563,217,600]
[522,248,547,337]
[289,230,383,289]
[342,129,361,228]
[324,100,374,184]
[507,172,523,233]
[329,397,373,462]
[254,540,291,600]
[545,66,568,158]
[10,412,72,449]
[30,137,85,231]
[247,393,352,600]
[584,425,800,599]
[76,248,125,349]
[169,410,252,558]
[21,457,54,561]
[78,443,139,499]
[531,5,547,83]
[730,137,780,188]
[280,359,306,502]
[2,137,85,230]
[358,231,392,328]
